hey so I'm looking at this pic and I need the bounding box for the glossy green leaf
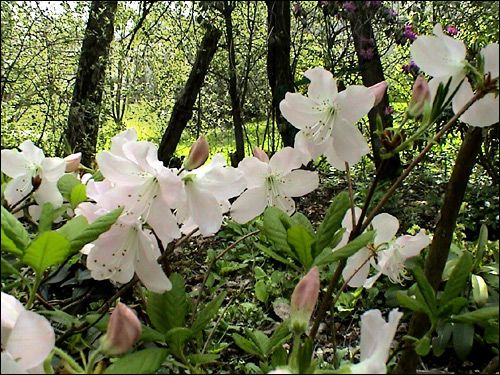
[1,227,23,256]
[415,335,431,356]
[69,183,87,209]
[452,322,474,360]
[262,207,295,258]
[233,333,262,358]
[313,231,374,267]
[473,224,488,270]
[187,353,219,365]
[432,323,452,357]
[471,274,488,306]
[440,251,473,306]
[23,231,70,274]
[146,273,188,334]
[191,291,226,334]
[410,265,437,317]
[103,348,168,374]
[1,206,30,251]
[287,225,315,268]
[57,215,89,242]
[315,192,350,253]
[255,280,268,303]
[451,306,499,324]
[57,174,81,200]
[396,291,426,313]
[291,212,315,237]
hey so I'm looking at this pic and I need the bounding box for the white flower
[96,132,183,245]
[451,44,499,128]
[177,154,246,236]
[85,217,172,293]
[1,292,55,374]
[279,67,375,169]
[1,141,65,207]
[349,309,403,374]
[338,209,430,288]
[230,147,318,224]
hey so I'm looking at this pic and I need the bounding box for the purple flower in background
[445,25,458,36]
[388,8,398,17]
[293,2,302,17]
[319,0,330,6]
[402,60,419,74]
[360,47,375,60]
[367,1,383,8]
[384,106,394,115]
[403,24,417,41]
[343,1,356,13]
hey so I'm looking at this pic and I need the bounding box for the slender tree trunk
[157,24,221,165]
[223,1,245,167]
[266,0,297,148]
[349,5,401,179]
[65,1,117,166]
[395,127,484,373]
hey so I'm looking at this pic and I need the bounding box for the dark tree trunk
[65,1,117,167]
[266,0,297,148]
[223,1,245,167]
[349,5,401,179]
[157,24,222,165]
[396,127,484,373]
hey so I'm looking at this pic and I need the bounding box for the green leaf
[473,224,488,270]
[69,207,123,252]
[23,231,70,274]
[69,183,87,209]
[165,326,193,348]
[1,206,30,251]
[57,215,89,242]
[410,265,437,318]
[1,256,20,275]
[415,335,431,356]
[269,322,291,353]
[233,333,262,358]
[254,243,300,271]
[187,353,219,365]
[287,225,315,268]
[291,212,315,237]
[315,192,350,254]
[440,251,473,306]
[432,323,452,357]
[191,291,226,334]
[452,323,474,361]
[37,203,66,233]
[396,291,426,313]
[437,297,468,318]
[1,227,23,256]
[471,274,488,306]
[451,306,499,324]
[262,207,295,258]
[255,280,269,303]
[103,348,168,374]
[484,321,499,345]
[57,174,81,200]
[146,273,187,334]
[248,329,270,356]
[313,231,375,267]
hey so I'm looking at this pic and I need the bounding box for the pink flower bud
[368,81,388,107]
[102,303,141,356]
[184,136,209,170]
[253,147,270,163]
[407,75,431,118]
[290,266,320,334]
[64,152,82,172]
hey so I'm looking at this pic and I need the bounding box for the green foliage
[23,231,70,275]
[103,348,168,374]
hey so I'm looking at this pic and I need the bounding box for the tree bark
[266,0,297,148]
[65,1,117,167]
[223,1,245,167]
[395,127,484,373]
[157,24,222,165]
[349,5,401,179]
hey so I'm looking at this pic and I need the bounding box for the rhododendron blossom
[230,147,318,223]
[349,309,403,374]
[1,292,55,374]
[1,141,65,208]
[279,67,375,169]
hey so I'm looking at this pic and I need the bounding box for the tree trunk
[395,127,484,373]
[65,1,117,167]
[266,0,297,148]
[223,1,245,167]
[157,24,222,165]
[349,5,401,179]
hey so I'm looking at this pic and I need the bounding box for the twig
[345,162,356,230]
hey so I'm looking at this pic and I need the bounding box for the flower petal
[269,147,303,175]
[110,128,138,157]
[237,156,268,188]
[274,195,296,215]
[342,247,371,288]
[1,149,30,178]
[134,229,172,293]
[329,120,370,167]
[396,229,430,258]
[186,184,223,236]
[230,187,267,224]
[280,169,319,197]
[4,175,32,206]
[6,311,55,371]
[304,67,338,103]
[1,292,25,347]
[96,152,145,185]
[19,141,44,165]
[294,131,326,164]
[279,93,325,130]
[34,180,63,207]
[1,352,28,374]
[341,206,362,233]
[147,196,181,245]
[452,78,499,128]
[371,213,399,247]
[481,43,499,79]
[335,85,374,126]
[40,157,65,182]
